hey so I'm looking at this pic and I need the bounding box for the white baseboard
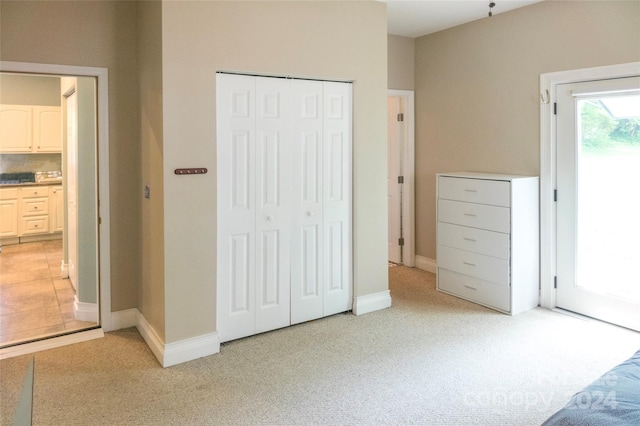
[0,328,104,360]
[109,308,138,330]
[415,255,437,273]
[133,309,220,368]
[164,332,220,368]
[60,261,69,279]
[353,290,392,315]
[135,311,166,366]
[74,297,99,323]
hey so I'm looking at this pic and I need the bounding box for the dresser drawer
[438,199,510,233]
[438,268,510,312]
[438,245,509,284]
[438,222,509,259]
[438,176,510,207]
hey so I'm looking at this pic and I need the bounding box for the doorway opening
[387,90,415,267]
[0,62,111,359]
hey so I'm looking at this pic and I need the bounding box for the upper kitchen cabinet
[0,105,62,153]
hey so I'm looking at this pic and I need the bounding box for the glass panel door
[556,77,640,331]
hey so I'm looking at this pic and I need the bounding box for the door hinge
[398,238,405,246]
[553,102,557,115]
[397,176,404,184]
[397,113,404,122]
[554,276,557,289]
[554,189,557,202]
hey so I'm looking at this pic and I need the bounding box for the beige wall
[161,1,388,343]
[388,34,415,90]
[0,1,141,311]
[415,0,640,260]
[137,1,165,339]
[0,74,60,105]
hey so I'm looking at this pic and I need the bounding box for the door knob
[306,211,314,217]
[267,215,273,221]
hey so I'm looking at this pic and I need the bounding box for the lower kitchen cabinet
[0,184,62,243]
[0,188,19,238]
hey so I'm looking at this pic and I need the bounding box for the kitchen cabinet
[33,106,63,152]
[436,172,539,315]
[0,184,62,242]
[0,188,19,238]
[19,186,50,236]
[50,185,64,233]
[0,105,62,153]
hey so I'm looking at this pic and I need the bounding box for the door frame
[0,61,111,359]
[539,61,640,309]
[387,89,415,267]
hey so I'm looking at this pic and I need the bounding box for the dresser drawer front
[438,245,509,284]
[438,176,510,207]
[438,268,510,312]
[438,222,509,259]
[438,199,510,233]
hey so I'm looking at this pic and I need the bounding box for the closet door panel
[291,79,324,324]
[323,82,352,316]
[255,77,291,332]
[217,74,257,342]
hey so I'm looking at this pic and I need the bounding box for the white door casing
[217,73,352,342]
[0,61,111,360]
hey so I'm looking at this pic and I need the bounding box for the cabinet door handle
[464,189,478,193]
[464,285,478,291]
[463,213,477,217]
[463,261,476,267]
[463,237,476,242]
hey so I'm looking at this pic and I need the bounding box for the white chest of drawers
[436,172,539,315]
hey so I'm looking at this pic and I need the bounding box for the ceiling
[384,0,544,38]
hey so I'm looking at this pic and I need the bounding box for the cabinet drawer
[438,199,510,233]
[438,245,509,284]
[0,188,18,200]
[438,268,510,312]
[21,198,49,215]
[438,176,510,207]
[21,187,49,198]
[438,222,509,259]
[21,216,49,234]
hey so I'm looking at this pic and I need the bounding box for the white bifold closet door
[217,73,352,343]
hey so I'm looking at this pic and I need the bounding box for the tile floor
[0,240,96,347]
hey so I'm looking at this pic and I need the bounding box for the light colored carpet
[1,266,639,425]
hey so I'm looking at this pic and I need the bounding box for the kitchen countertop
[0,181,62,188]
